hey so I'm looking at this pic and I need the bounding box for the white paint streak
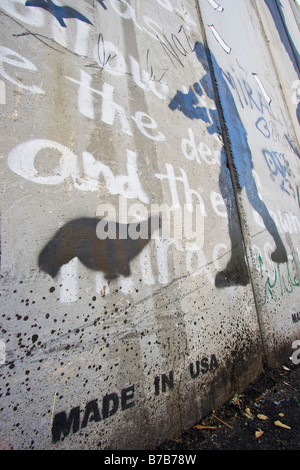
[74,21,90,56]
[207,0,224,12]
[51,16,68,49]
[139,245,155,286]
[120,275,134,294]
[213,243,228,271]
[208,25,231,54]
[7,139,79,185]
[95,273,110,296]
[252,73,272,105]
[155,238,184,285]
[75,70,95,119]
[0,0,45,26]
[0,47,45,94]
[7,139,150,203]
[0,81,6,105]
[59,257,78,303]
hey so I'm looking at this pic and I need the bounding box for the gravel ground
[156,361,300,451]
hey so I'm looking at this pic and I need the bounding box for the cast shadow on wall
[264,0,300,123]
[37,43,288,288]
[169,42,287,288]
[25,0,93,28]
[264,0,300,74]
[38,216,161,281]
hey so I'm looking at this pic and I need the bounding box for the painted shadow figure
[97,0,108,9]
[25,0,93,28]
[169,42,287,287]
[169,78,219,135]
[38,216,160,281]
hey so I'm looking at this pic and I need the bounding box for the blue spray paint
[25,0,93,28]
[169,86,210,123]
[196,43,287,265]
[169,41,288,286]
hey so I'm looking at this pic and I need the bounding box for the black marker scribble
[146,49,168,84]
[85,33,117,71]
[85,35,168,85]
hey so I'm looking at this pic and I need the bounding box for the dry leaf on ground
[274,420,291,429]
[257,414,268,420]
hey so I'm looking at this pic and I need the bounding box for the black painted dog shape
[38,216,161,280]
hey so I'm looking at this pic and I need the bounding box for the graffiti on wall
[51,354,219,442]
[204,51,288,266]
[2,0,296,293]
[1,0,300,450]
[258,250,300,304]
[223,71,300,218]
[262,149,297,199]
[168,41,288,287]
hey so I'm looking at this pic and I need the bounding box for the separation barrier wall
[0,0,299,450]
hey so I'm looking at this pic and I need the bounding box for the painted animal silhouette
[38,216,161,280]
[25,0,93,28]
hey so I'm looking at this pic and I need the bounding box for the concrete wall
[0,0,299,450]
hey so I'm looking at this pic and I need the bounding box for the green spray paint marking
[259,251,300,304]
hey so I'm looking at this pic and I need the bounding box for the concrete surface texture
[0,0,299,450]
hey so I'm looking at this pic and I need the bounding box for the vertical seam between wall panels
[194,0,268,362]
